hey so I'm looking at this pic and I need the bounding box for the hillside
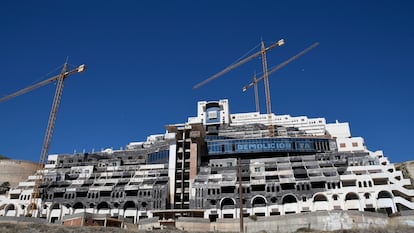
[396,160,414,188]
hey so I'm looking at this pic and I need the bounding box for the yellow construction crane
[243,42,319,113]
[0,61,86,215]
[243,42,320,94]
[252,72,260,112]
[193,38,284,138]
[192,39,285,90]
[259,40,277,137]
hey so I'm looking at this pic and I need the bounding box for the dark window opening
[251,185,265,192]
[221,186,235,193]
[281,183,295,190]
[311,181,326,189]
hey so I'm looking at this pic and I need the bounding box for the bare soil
[1,222,414,233]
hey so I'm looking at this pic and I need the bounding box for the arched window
[313,194,328,202]
[252,196,267,207]
[5,204,15,211]
[73,202,84,209]
[345,192,359,200]
[282,194,297,204]
[377,191,393,199]
[220,198,235,209]
[124,201,136,210]
[97,202,109,210]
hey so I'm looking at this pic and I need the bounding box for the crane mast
[30,64,68,212]
[242,42,320,92]
[41,63,66,167]
[261,41,272,116]
[253,72,260,113]
[0,61,86,215]
[30,62,85,215]
[259,41,275,137]
[193,39,284,90]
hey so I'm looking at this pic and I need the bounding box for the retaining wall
[176,211,414,233]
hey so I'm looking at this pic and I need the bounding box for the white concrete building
[1,99,413,224]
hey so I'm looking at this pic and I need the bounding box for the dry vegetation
[294,226,414,233]
[0,222,139,233]
[1,222,414,233]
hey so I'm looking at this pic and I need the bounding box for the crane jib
[193,39,284,90]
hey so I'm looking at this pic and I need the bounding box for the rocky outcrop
[396,161,414,189]
[0,160,38,188]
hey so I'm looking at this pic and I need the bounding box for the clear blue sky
[0,1,413,163]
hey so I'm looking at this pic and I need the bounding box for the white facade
[189,99,327,136]
[188,99,230,125]
[1,99,413,223]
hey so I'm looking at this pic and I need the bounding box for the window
[352,142,358,147]
[208,111,217,119]
[254,167,261,172]
[339,143,346,148]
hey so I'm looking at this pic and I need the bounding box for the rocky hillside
[396,160,414,188]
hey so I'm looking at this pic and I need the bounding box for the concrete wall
[0,160,37,188]
[63,217,83,226]
[175,211,414,233]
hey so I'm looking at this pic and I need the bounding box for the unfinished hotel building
[1,99,414,223]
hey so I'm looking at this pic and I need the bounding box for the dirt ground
[1,222,414,233]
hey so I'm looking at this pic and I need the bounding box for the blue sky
[0,1,413,163]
